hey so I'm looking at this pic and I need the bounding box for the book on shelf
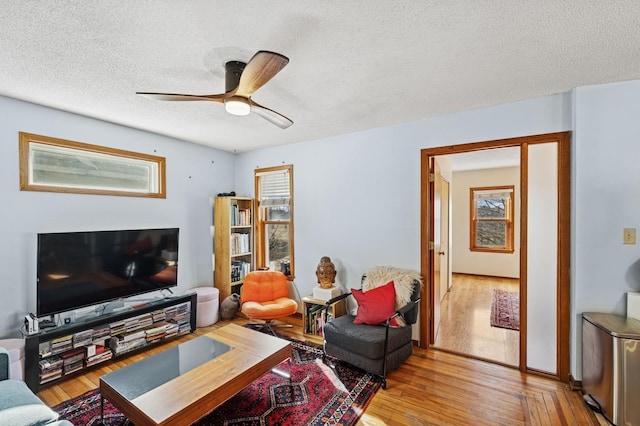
[230,233,250,255]
[92,326,110,341]
[109,320,126,335]
[63,361,83,375]
[109,335,146,354]
[230,203,251,226]
[60,348,85,375]
[40,369,63,384]
[51,335,73,344]
[231,260,251,282]
[124,312,152,332]
[49,334,74,355]
[164,322,179,337]
[306,303,334,336]
[164,306,177,320]
[145,325,167,342]
[39,356,63,372]
[61,348,85,363]
[151,309,166,322]
[120,329,146,342]
[85,349,112,367]
[170,313,189,326]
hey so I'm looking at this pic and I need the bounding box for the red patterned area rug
[490,290,520,331]
[53,339,381,426]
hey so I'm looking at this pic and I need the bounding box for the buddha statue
[316,256,337,289]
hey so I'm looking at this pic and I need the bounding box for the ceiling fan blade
[235,51,289,97]
[136,92,225,103]
[249,99,293,129]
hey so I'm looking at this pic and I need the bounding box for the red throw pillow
[352,280,396,325]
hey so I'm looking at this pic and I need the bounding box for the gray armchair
[322,267,422,389]
[0,346,73,426]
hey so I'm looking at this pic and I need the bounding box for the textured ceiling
[1,1,640,154]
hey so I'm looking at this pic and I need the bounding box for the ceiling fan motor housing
[225,61,245,93]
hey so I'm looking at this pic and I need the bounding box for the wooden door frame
[419,131,571,382]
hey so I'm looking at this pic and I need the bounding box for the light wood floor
[434,273,520,366]
[37,315,603,425]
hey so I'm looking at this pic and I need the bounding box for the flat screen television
[36,228,179,317]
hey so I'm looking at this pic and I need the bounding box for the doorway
[419,132,571,381]
[432,152,520,366]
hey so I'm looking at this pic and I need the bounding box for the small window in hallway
[470,186,514,253]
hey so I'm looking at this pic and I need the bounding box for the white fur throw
[361,266,423,310]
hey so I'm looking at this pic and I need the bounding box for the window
[470,186,514,253]
[19,132,166,198]
[255,165,294,278]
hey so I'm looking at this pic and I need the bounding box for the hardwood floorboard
[434,273,520,366]
[35,315,604,425]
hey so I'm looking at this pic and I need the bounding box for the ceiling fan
[136,50,292,129]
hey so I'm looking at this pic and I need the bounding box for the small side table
[301,296,347,341]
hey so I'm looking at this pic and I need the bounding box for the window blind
[257,169,290,206]
[473,188,513,200]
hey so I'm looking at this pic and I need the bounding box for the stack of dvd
[73,329,93,348]
[84,345,112,367]
[39,356,63,384]
[50,335,73,355]
[61,348,85,375]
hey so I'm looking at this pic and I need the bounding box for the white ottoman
[193,287,220,328]
[0,338,25,380]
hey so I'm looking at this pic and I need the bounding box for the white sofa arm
[0,347,9,381]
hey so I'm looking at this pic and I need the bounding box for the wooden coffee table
[99,324,291,426]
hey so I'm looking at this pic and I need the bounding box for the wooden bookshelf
[302,296,346,341]
[213,196,254,302]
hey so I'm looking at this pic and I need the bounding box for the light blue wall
[237,80,640,380]
[572,79,640,378]
[235,93,571,320]
[5,78,637,380]
[0,95,235,338]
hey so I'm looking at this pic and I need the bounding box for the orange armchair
[240,271,298,335]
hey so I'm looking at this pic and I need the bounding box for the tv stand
[24,293,196,393]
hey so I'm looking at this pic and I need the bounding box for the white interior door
[439,179,450,300]
[433,162,442,335]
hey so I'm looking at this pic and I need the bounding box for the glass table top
[100,335,233,400]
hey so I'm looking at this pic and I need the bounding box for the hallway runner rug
[490,289,520,331]
[52,339,381,426]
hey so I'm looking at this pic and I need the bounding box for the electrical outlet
[623,227,636,245]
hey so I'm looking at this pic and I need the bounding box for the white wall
[526,143,558,374]
[235,94,570,316]
[572,79,640,379]
[451,167,520,278]
[0,95,236,338]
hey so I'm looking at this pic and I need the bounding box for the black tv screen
[37,228,179,317]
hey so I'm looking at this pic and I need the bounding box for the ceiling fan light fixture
[224,97,250,116]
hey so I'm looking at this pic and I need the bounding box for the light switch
[623,228,636,245]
